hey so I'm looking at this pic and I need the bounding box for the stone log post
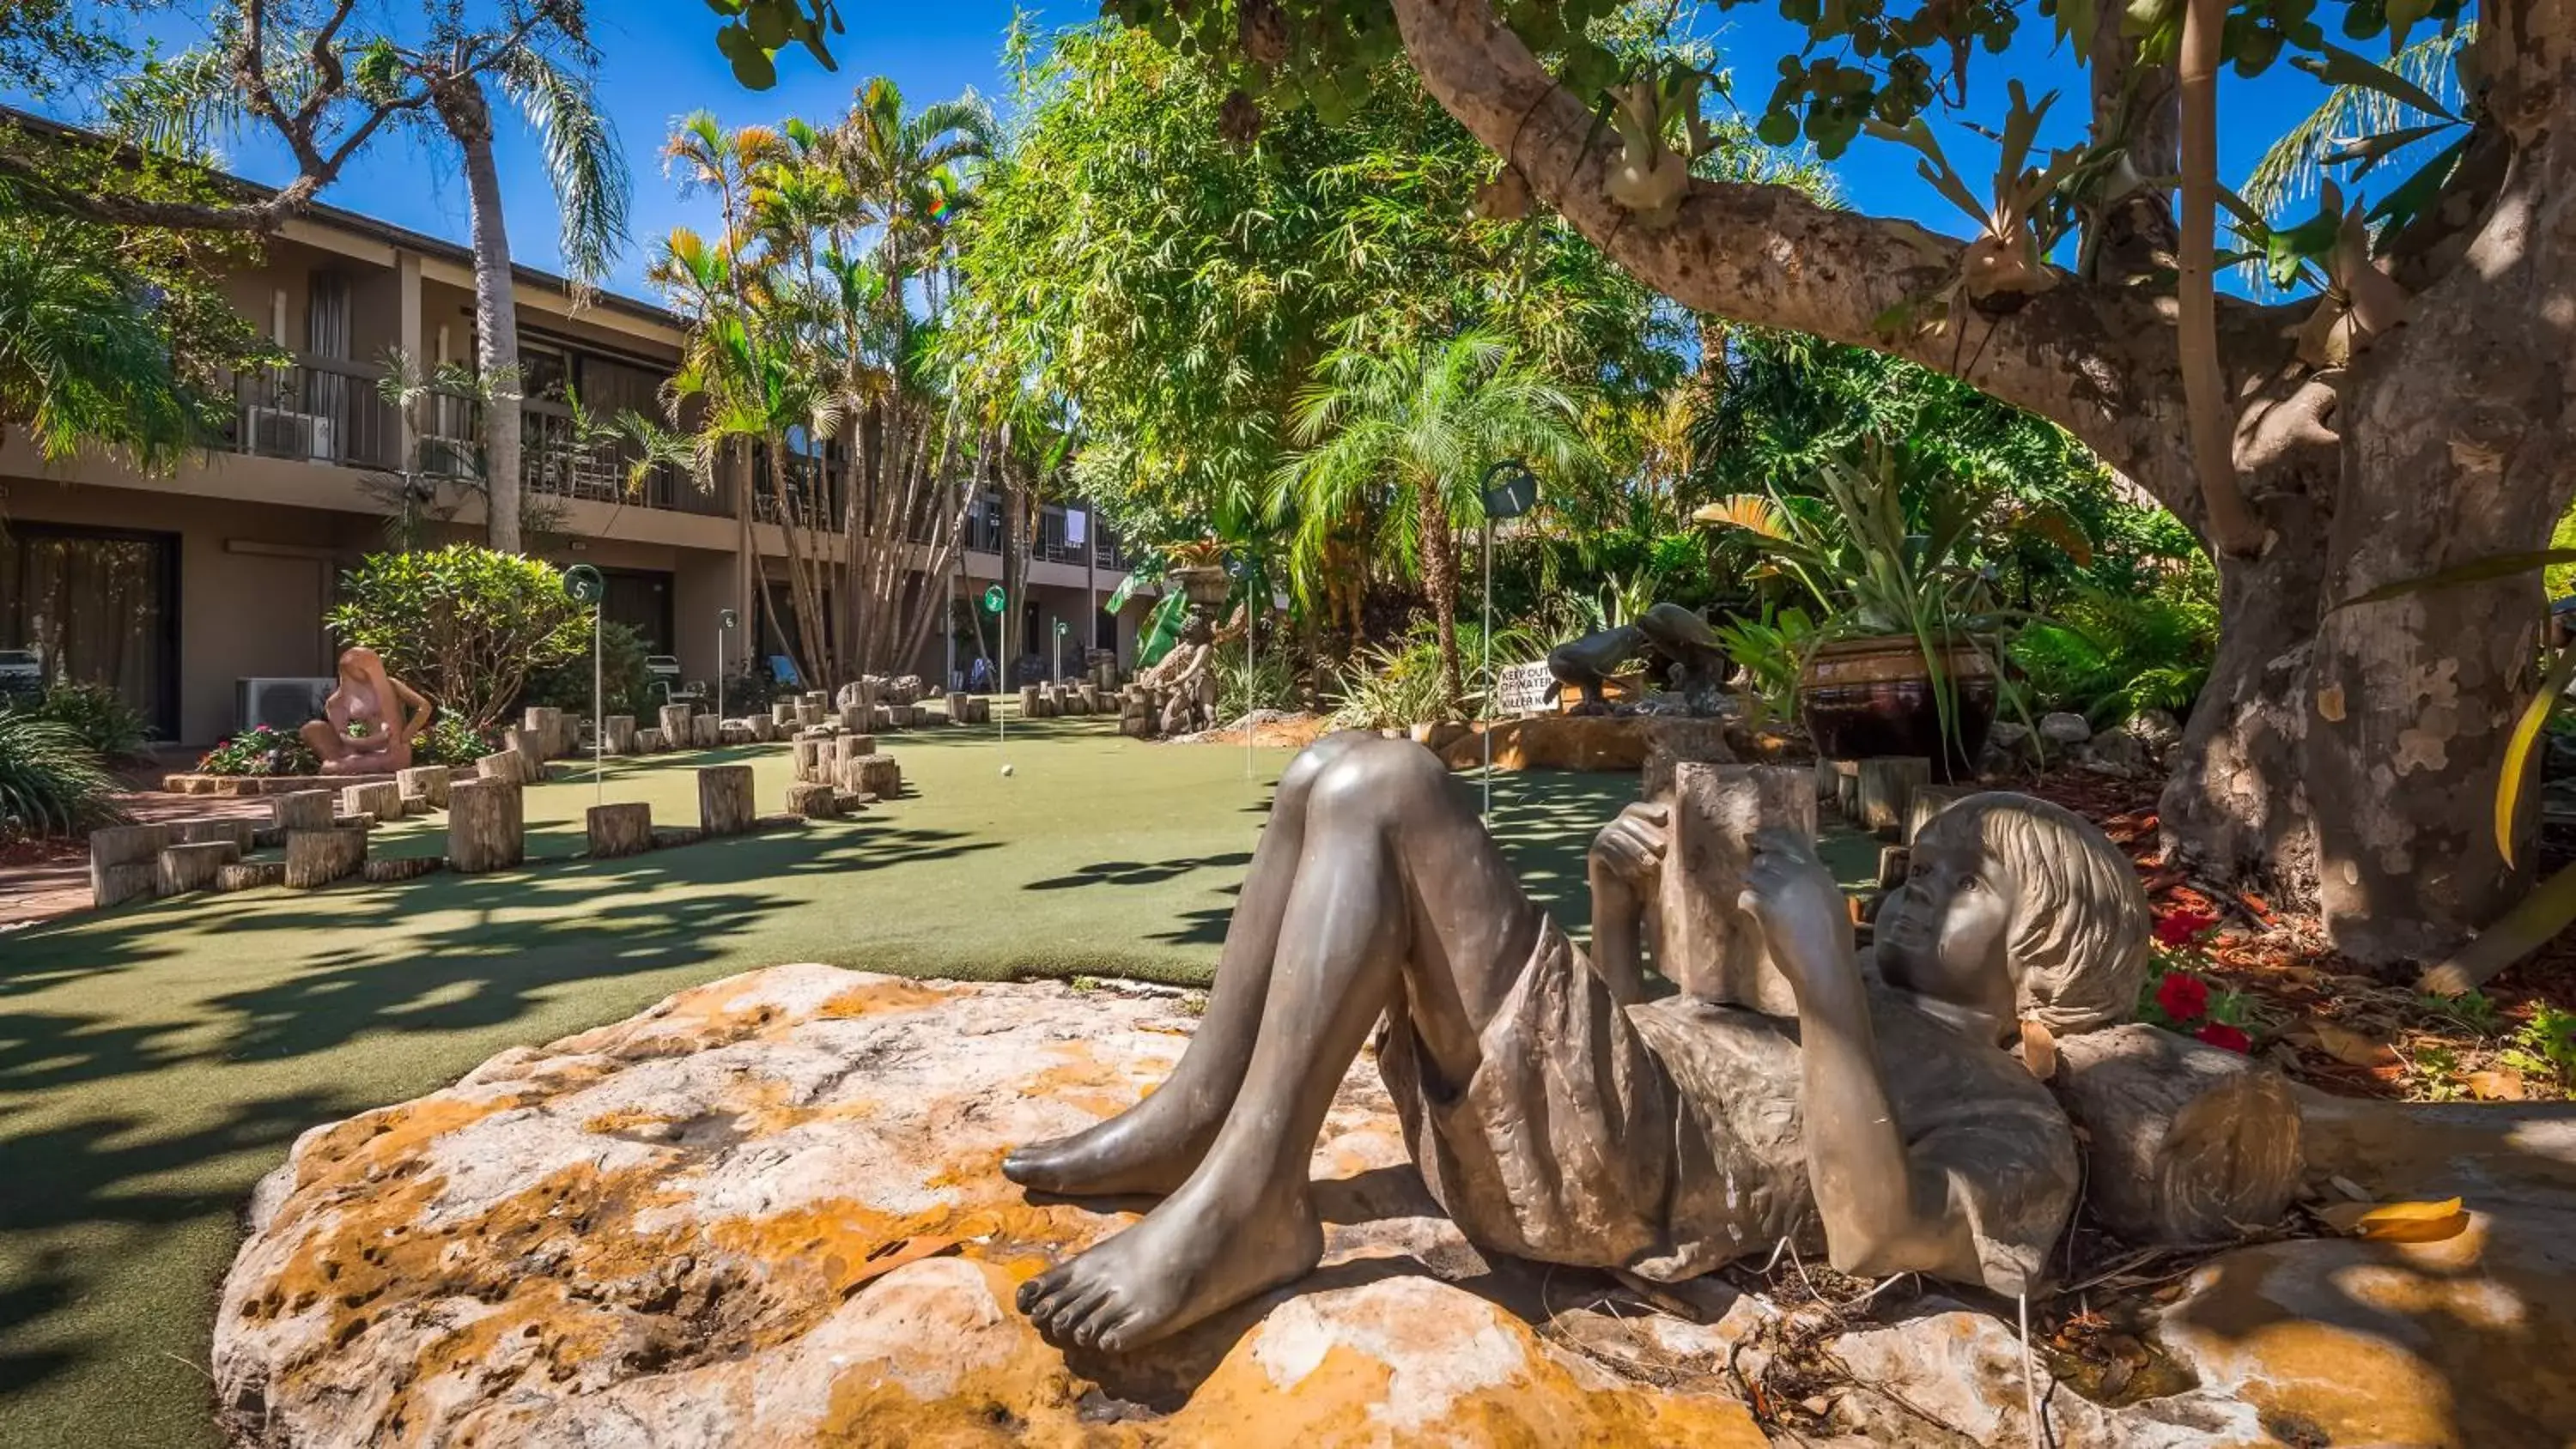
[397,766,453,811]
[523,707,566,761]
[793,736,829,784]
[634,728,669,753]
[586,803,653,859]
[89,824,173,909]
[661,704,696,742]
[477,750,529,786]
[787,782,838,819]
[447,779,525,873]
[1652,762,1817,1015]
[156,840,240,896]
[698,765,756,837]
[283,828,368,889]
[604,716,638,755]
[342,780,404,822]
[1856,757,1933,838]
[273,791,336,834]
[178,818,258,853]
[854,755,901,800]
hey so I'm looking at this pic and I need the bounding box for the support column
[395,250,424,464]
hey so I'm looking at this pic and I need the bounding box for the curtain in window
[0,529,174,730]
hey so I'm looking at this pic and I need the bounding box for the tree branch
[1386,0,2210,517]
[2177,0,2267,556]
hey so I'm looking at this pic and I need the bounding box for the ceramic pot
[1171,566,1231,609]
[1797,634,1997,779]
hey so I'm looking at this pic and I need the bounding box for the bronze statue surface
[301,646,433,777]
[1549,602,1732,714]
[1003,732,2178,1352]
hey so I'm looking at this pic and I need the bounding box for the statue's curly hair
[1917,792,2152,1034]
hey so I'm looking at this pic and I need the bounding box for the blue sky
[16,4,2349,301]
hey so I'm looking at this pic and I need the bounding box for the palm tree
[0,222,211,469]
[114,7,631,555]
[1273,328,1594,712]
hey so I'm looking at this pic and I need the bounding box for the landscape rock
[2039,711,2095,747]
[212,967,1766,1448]
[211,970,2576,1449]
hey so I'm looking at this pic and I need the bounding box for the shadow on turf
[0,823,995,1090]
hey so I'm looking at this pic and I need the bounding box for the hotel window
[0,525,179,736]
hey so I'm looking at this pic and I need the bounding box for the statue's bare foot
[1016,1180,1321,1352]
[1002,1100,1210,1198]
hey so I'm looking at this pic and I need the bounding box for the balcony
[522,400,721,518]
[220,355,403,471]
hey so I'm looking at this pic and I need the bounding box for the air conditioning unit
[237,677,336,733]
[246,407,337,462]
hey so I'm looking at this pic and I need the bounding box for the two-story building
[0,113,1149,747]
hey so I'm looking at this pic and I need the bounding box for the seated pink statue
[300,646,433,777]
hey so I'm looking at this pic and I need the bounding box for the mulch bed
[2023,768,2576,1104]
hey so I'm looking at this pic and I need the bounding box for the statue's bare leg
[300,719,347,766]
[1004,731,1378,1197]
[1018,737,1543,1351]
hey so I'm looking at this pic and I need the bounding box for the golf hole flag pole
[564,566,608,802]
[1477,461,1540,822]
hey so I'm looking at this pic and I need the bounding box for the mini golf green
[0,718,1868,1447]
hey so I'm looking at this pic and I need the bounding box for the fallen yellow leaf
[2300,1021,2400,1070]
[2465,1070,2528,1102]
[2020,1020,2059,1082]
[2318,1197,2470,1243]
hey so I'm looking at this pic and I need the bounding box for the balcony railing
[519,401,724,518]
[221,354,402,470]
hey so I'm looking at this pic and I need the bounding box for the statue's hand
[1737,828,1855,991]
[1589,802,1670,899]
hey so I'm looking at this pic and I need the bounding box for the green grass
[0,718,1876,1447]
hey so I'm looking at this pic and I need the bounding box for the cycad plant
[1274,328,1593,714]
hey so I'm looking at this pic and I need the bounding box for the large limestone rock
[214,969,2576,1449]
[214,967,1767,1448]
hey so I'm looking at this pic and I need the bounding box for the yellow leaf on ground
[2465,1070,2529,1101]
[2020,1020,2058,1082]
[841,1234,963,1296]
[2300,1021,2400,1069]
[2319,1197,2470,1243]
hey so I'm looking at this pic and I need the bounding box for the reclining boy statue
[1005,731,2166,1353]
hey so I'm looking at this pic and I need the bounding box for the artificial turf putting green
[3,717,1692,1449]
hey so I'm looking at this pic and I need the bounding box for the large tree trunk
[435,79,524,556]
[1386,0,2576,966]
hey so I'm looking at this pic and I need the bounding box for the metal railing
[222,355,402,470]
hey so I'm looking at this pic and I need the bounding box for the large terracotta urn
[1797,634,1997,779]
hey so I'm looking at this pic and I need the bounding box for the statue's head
[337,646,389,685]
[1874,792,2149,1040]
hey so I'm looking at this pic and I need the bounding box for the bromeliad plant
[1693,438,2048,744]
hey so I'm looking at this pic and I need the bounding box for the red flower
[2154,910,2218,948]
[2196,1022,2251,1053]
[2155,972,2211,1022]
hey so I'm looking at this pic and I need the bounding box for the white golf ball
[1001,763,1016,778]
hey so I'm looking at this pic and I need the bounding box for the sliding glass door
[0,525,179,737]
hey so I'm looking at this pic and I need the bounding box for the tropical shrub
[325,544,590,733]
[1327,619,1540,729]
[410,714,493,769]
[1215,638,1301,721]
[2012,570,2221,727]
[0,712,125,837]
[27,679,151,759]
[196,724,320,778]
[1710,605,1818,729]
[522,620,659,725]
